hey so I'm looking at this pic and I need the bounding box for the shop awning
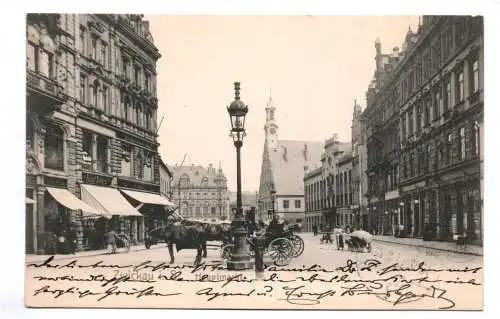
[25,197,35,204]
[120,189,177,207]
[46,187,105,218]
[81,184,142,217]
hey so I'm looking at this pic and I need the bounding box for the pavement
[371,235,483,256]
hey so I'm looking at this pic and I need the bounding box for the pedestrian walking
[106,229,117,254]
[334,225,345,250]
[68,226,77,254]
[313,224,318,236]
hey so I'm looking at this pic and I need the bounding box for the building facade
[257,95,323,224]
[335,150,355,229]
[26,14,165,254]
[229,191,258,220]
[169,164,230,221]
[159,157,173,199]
[303,167,323,232]
[364,16,483,242]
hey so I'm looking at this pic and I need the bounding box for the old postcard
[24,14,484,310]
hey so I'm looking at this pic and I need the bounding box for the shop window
[44,124,64,171]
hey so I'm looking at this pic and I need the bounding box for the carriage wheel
[221,244,234,260]
[268,238,293,266]
[289,235,304,258]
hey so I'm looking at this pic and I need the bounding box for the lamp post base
[226,259,255,270]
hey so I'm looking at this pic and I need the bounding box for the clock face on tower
[270,127,276,134]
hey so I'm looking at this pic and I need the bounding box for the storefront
[43,187,106,253]
[119,188,177,235]
[80,184,143,244]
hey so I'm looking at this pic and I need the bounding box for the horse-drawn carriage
[220,221,304,266]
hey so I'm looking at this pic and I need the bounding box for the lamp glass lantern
[227,82,248,143]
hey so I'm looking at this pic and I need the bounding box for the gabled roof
[169,165,227,188]
[269,140,323,195]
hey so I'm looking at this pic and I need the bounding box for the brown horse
[164,221,205,265]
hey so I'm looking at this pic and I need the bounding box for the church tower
[264,91,279,150]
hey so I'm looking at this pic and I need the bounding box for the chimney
[303,143,308,161]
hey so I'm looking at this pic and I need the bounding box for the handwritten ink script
[25,257,483,309]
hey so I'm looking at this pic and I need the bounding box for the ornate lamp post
[226,82,254,270]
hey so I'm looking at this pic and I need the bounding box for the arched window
[44,123,64,171]
[179,174,190,188]
[201,177,208,187]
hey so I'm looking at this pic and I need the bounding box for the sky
[146,15,419,192]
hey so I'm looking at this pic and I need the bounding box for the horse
[163,220,206,265]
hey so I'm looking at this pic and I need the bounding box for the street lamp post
[270,188,276,219]
[226,82,254,270]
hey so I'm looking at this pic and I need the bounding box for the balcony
[26,70,67,112]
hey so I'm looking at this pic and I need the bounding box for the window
[416,104,422,134]
[459,127,466,160]
[121,55,128,77]
[402,112,407,139]
[295,200,301,208]
[82,131,93,170]
[408,110,414,136]
[283,200,289,209]
[44,124,64,171]
[120,144,132,176]
[100,42,107,68]
[195,207,201,216]
[447,133,453,164]
[433,90,440,120]
[409,152,414,177]
[211,207,216,215]
[134,66,141,86]
[79,74,86,104]
[79,27,85,54]
[91,37,97,60]
[27,42,37,71]
[457,68,464,103]
[91,80,100,108]
[472,59,479,94]
[425,98,431,125]
[145,72,151,93]
[444,80,451,112]
[142,152,153,181]
[38,49,52,78]
[102,86,108,113]
[474,121,480,156]
[95,135,108,173]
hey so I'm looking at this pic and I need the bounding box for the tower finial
[234,82,240,100]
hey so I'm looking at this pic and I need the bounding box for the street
[25,232,483,309]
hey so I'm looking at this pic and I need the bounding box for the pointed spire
[267,87,275,109]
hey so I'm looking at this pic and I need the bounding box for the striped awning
[120,189,177,207]
[81,184,142,217]
[46,187,106,218]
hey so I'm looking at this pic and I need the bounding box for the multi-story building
[159,157,173,199]
[169,164,230,221]
[351,101,369,230]
[258,94,323,224]
[303,167,323,232]
[364,16,483,242]
[26,14,166,254]
[334,149,354,228]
